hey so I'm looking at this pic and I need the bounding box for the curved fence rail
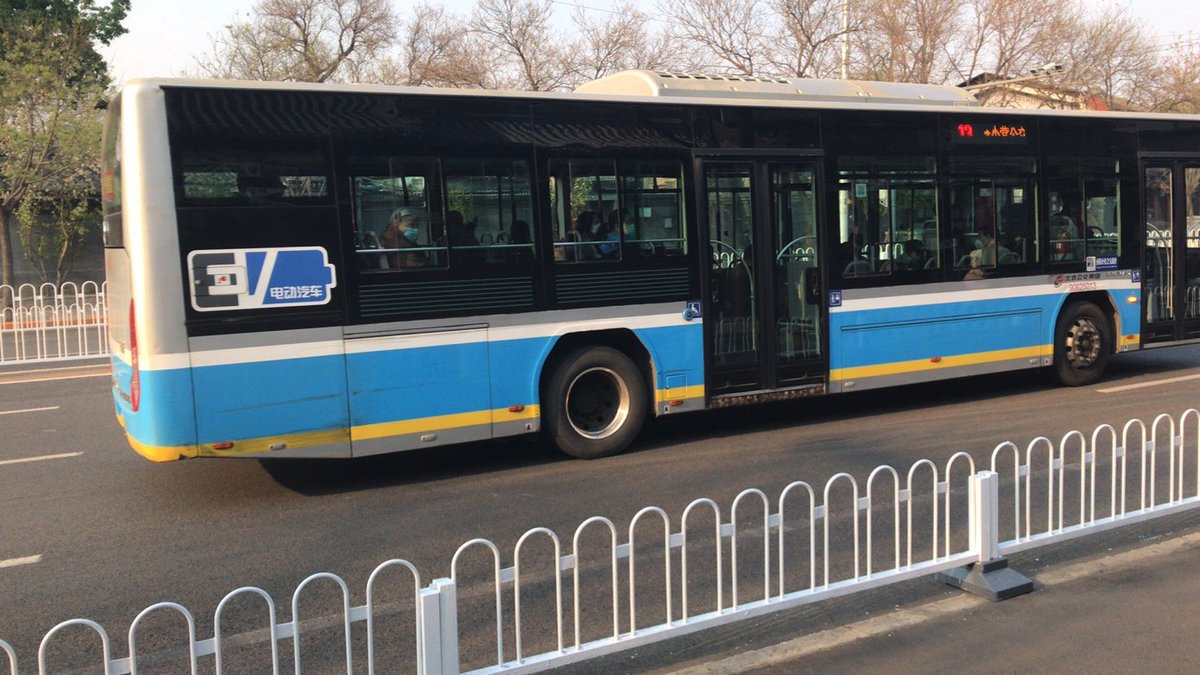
[0,282,109,364]
[5,407,1200,674]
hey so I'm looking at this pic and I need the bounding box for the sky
[100,0,1200,84]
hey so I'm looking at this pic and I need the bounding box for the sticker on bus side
[1086,255,1118,272]
[188,247,336,312]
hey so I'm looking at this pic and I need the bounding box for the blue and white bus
[102,71,1200,461]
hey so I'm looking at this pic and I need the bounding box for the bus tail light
[129,299,140,412]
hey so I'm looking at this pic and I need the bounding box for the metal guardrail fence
[0,282,109,365]
[3,408,1198,674]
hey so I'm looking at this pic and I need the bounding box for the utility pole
[841,0,850,79]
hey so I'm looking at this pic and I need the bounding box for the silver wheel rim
[565,367,630,440]
[1065,317,1102,368]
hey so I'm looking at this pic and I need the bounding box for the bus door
[703,159,827,395]
[1142,162,1200,342]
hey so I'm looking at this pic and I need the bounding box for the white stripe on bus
[834,278,1138,313]
[138,312,697,370]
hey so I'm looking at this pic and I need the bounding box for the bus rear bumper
[117,413,198,462]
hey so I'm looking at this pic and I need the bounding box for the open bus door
[701,158,828,399]
[1142,163,1200,343]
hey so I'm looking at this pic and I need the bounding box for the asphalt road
[2,345,1200,673]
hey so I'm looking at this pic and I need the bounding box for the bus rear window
[101,93,123,247]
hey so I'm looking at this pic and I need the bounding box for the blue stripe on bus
[635,324,705,389]
[120,322,707,449]
[1113,289,1141,336]
[347,341,494,426]
[113,358,198,448]
[830,299,1051,369]
[192,355,349,443]
[831,290,1139,370]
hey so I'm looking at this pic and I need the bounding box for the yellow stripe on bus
[654,384,707,405]
[830,344,1052,382]
[122,385,709,462]
[351,406,541,442]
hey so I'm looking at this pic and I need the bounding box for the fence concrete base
[937,557,1034,602]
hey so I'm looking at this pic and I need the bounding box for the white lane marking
[1096,373,1200,393]
[0,405,60,416]
[0,452,84,466]
[0,372,109,385]
[0,364,108,376]
[0,555,42,569]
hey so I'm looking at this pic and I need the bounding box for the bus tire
[544,346,647,459]
[1052,301,1111,387]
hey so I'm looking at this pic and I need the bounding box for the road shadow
[258,434,566,495]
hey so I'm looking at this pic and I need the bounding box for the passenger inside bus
[380,207,428,268]
[1050,193,1081,260]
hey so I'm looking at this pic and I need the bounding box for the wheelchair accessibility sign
[188,247,336,312]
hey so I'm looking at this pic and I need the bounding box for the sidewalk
[566,510,1200,674]
[692,528,1200,673]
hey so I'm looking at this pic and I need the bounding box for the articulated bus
[102,71,1200,461]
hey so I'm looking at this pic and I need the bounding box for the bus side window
[176,143,330,206]
[443,159,535,267]
[548,159,618,263]
[1046,158,1121,264]
[618,160,687,259]
[548,158,687,263]
[349,157,446,271]
[948,155,1037,279]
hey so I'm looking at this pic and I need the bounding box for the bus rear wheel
[1052,301,1111,387]
[544,346,647,459]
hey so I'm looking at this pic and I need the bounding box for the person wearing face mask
[379,206,428,268]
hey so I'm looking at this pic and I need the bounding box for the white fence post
[937,470,1032,601]
[970,470,1000,562]
[419,578,459,675]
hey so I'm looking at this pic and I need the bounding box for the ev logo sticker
[189,247,336,312]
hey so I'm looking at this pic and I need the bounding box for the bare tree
[567,2,681,85]
[470,0,570,91]
[1055,3,1157,109]
[953,0,1071,84]
[658,0,771,76]
[1147,43,1200,113]
[855,0,965,83]
[194,0,397,83]
[371,3,493,88]
[766,0,861,78]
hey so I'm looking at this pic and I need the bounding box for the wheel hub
[565,367,630,440]
[1065,317,1101,368]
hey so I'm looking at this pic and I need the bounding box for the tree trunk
[0,205,14,309]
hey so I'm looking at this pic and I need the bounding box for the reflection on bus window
[443,159,535,266]
[177,144,330,205]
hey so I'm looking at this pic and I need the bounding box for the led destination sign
[951,122,1032,144]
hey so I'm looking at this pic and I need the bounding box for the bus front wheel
[1053,301,1111,386]
[544,346,647,459]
